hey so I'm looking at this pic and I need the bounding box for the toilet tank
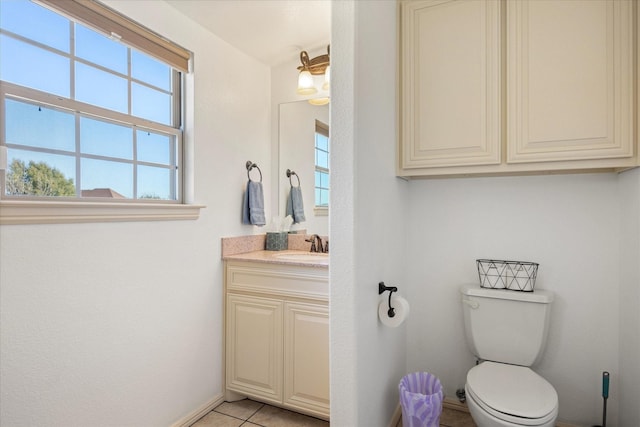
[460,285,554,366]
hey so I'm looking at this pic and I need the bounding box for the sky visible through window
[315,129,329,207]
[0,0,178,200]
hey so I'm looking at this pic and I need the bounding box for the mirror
[278,100,329,236]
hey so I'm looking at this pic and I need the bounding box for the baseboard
[170,393,225,427]
[442,396,471,413]
[441,396,579,427]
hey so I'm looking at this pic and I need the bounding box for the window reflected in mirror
[314,120,329,208]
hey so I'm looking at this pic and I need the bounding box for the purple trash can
[399,372,443,427]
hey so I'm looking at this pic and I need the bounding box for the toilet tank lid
[460,284,554,303]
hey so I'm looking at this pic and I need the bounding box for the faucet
[305,234,324,253]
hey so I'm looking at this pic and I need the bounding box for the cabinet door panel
[507,0,633,163]
[400,0,501,168]
[226,294,283,402]
[283,302,330,417]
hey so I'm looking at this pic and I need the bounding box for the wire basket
[476,259,539,292]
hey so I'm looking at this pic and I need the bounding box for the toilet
[460,285,559,427]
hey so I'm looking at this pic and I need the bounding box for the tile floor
[432,405,477,427]
[191,399,476,427]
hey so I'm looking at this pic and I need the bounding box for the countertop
[223,250,329,268]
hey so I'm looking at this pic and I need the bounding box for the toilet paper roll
[378,294,410,327]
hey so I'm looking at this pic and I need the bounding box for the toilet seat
[466,362,558,425]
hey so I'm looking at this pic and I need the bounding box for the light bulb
[322,65,330,91]
[296,70,317,95]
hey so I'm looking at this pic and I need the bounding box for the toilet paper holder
[378,282,398,318]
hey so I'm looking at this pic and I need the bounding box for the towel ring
[286,169,300,187]
[246,161,262,182]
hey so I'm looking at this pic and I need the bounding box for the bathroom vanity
[223,251,329,420]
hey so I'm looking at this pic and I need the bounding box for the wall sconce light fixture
[296,45,330,105]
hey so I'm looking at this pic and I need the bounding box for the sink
[273,252,329,263]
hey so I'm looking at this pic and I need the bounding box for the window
[0,0,198,223]
[314,120,329,208]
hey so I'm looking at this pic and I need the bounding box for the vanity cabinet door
[226,294,283,403]
[506,0,634,164]
[398,0,502,170]
[283,302,330,418]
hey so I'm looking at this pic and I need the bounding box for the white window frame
[0,0,202,224]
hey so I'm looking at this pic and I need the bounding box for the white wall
[406,173,627,426]
[337,2,640,427]
[331,1,409,425]
[329,1,359,423]
[0,2,272,426]
[618,168,640,427]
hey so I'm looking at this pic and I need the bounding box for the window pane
[315,171,329,189]
[316,150,329,169]
[314,125,329,208]
[75,24,127,74]
[5,98,75,152]
[315,188,329,207]
[320,171,329,188]
[137,130,172,165]
[132,83,171,125]
[80,117,132,160]
[319,189,328,206]
[138,165,173,200]
[315,133,329,151]
[81,158,132,199]
[0,0,69,52]
[0,35,70,97]
[6,149,76,196]
[0,1,182,204]
[132,51,171,91]
[75,62,127,113]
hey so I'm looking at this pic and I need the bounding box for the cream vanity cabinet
[224,260,329,420]
[398,0,637,177]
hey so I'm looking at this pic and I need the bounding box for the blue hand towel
[249,181,266,226]
[286,186,306,224]
[242,183,250,224]
[242,180,266,226]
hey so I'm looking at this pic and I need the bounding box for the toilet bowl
[465,362,558,427]
[460,285,558,426]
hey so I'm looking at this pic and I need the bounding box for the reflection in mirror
[279,101,329,236]
[314,120,329,208]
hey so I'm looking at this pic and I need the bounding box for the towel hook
[246,161,262,182]
[286,169,301,187]
[378,282,398,318]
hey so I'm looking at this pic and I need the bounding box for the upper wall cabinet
[399,0,502,169]
[507,0,634,163]
[398,0,638,178]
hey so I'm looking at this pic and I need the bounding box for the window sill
[314,206,328,216]
[0,200,205,225]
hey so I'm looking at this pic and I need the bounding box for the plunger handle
[602,371,610,399]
